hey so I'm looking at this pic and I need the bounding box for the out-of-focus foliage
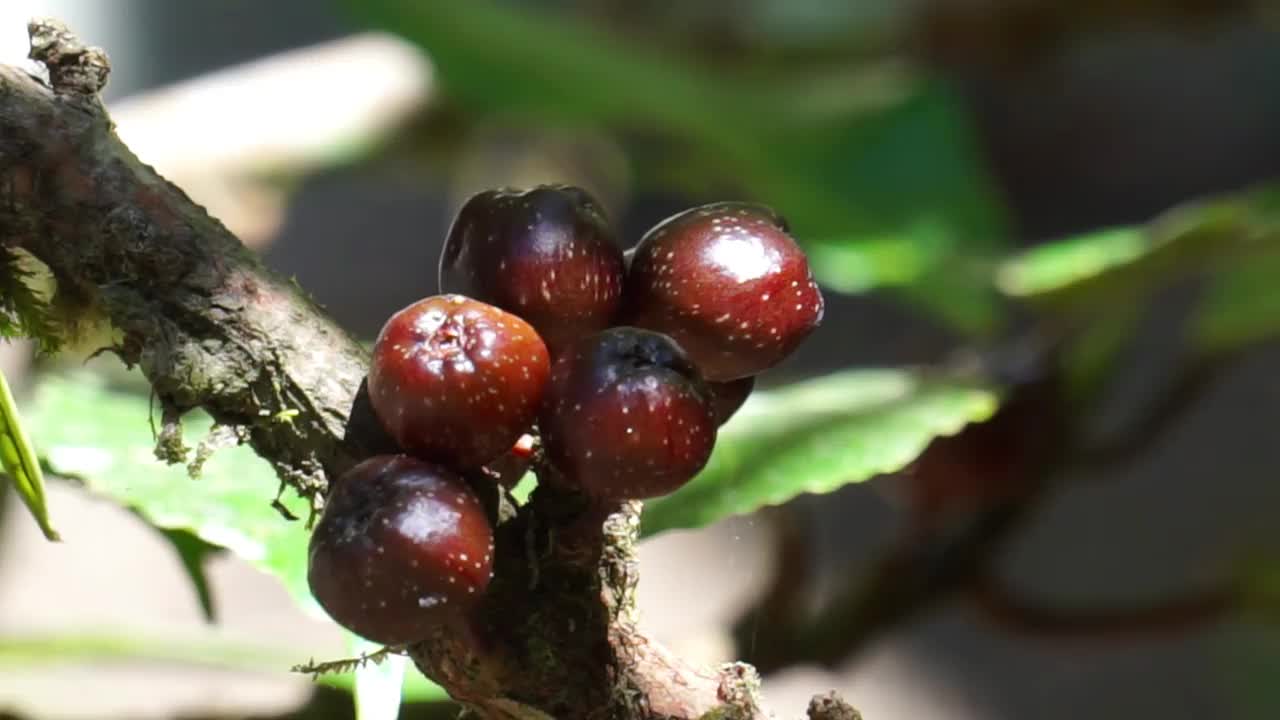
[999,186,1280,358]
[0,366,58,540]
[1193,247,1280,355]
[996,185,1280,409]
[19,371,448,705]
[27,372,314,604]
[344,0,1010,335]
[9,2,1280,716]
[0,630,299,671]
[642,368,998,536]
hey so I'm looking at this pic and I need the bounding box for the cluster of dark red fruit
[307,185,823,645]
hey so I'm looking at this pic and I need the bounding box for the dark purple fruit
[308,455,494,645]
[539,327,717,500]
[439,185,625,354]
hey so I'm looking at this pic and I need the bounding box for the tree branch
[968,570,1236,640]
[0,19,857,719]
[1,21,385,502]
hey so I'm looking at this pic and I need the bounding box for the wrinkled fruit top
[368,295,550,469]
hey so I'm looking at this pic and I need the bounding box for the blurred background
[3,1,1280,718]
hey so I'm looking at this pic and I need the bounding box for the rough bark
[0,20,857,719]
[1,22,385,503]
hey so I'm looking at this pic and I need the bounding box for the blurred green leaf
[996,227,1147,298]
[0,629,298,670]
[790,86,1005,243]
[808,234,940,295]
[1218,552,1280,720]
[348,0,1009,334]
[1061,301,1143,404]
[345,0,767,149]
[153,526,225,623]
[641,369,999,536]
[998,187,1280,323]
[1192,246,1280,355]
[1219,624,1280,720]
[0,366,59,541]
[23,370,448,703]
[0,630,437,708]
[510,470,537,504]
[25,371,313,602]
[0,247,64,355]
[997,185,1280,358]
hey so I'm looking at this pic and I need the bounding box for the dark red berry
[540,327,717,500]
[624,202,824,381]
[308,455,494,645]
[439,185,625,353]
[367,294,550,469]
[708,376,755,426]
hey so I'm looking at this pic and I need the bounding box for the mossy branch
[0,19,858,719]
[0,20,383,504]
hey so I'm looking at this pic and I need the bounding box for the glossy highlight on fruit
[308,455,495,645]
[440,185,625,353]
[540,327,717,500]
[625,202,824,381]
[368,295,550,469]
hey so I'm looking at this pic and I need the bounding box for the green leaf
[1061,301,1143,404]
[22,369,449,703]
[641,369,999,536]
[0,629,299,671]
[1191,246,1280,355]
[346,1,1009,334]
[24,371,313,602]
[153,527,225,622]
[1218,625,1280,720]
[344,0,767,148]
[1217,554,1280,719]
[790,85,1006,244]
[807,234,941,295]
[996,227,1148,298]
[0,248,63,355]
[997,187,1280,320]
[0,366,59,541]
[509,470,537,505]
[996,185,1280,356]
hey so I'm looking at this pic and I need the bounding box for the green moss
[0,247,63,354]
